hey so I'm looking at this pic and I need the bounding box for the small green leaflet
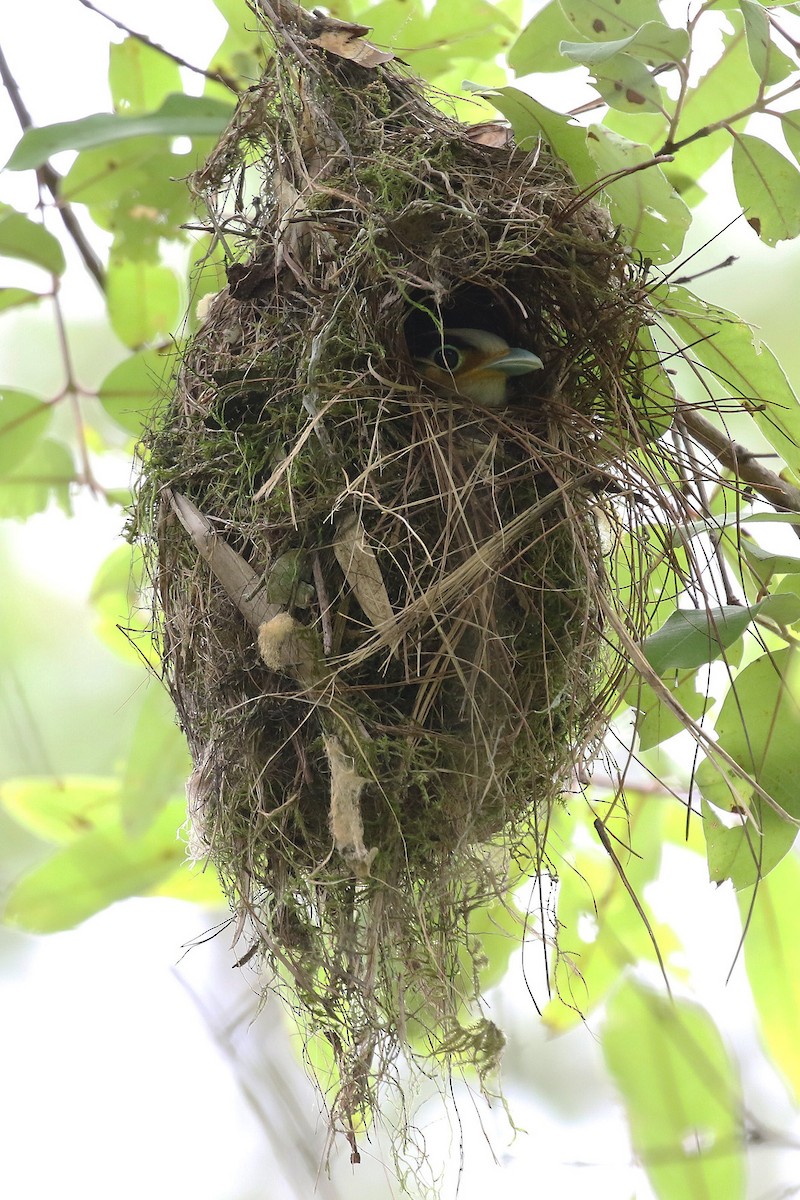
[560,20,688,67]
[6,94,235,172]
[739,0,795,84]
[641,595,800,674]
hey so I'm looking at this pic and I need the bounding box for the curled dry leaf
[310,19,394,69]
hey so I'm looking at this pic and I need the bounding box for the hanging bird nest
[135,0,668,1153]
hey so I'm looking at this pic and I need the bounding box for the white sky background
[2,2,800,1198]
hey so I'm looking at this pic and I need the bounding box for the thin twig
[0,41,106,291]
[74,0,240,92]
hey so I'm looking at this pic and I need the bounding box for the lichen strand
[139,30,647,1150]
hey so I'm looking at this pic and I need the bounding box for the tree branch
[0,41,106,291]
[679,401,800,541]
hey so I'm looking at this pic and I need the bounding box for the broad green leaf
[0,777,120,844]
[543,796,677,1030]
[6,94,235,171]
[107,259,181,348]
[487,87,597,186]
[2,798,187,933]
[0,287,42,312]
[559,0,665,41]
[662,286,800,478]
[109,36,182,114]
[641,596,800,673]
[560,21,689,67]
[739,0,796,84]
[704,647,800,820]
[0,389,52,477]
[588,52,667,115]
[741,852,800,1100]
[586,126,690,260]
[0,210,65,275]
[98,348,175,434]
[603,979,745,1200]
[508,1,579,74]
[0,437,74,519]
[702,794,797,889]
[121,685,190,836]
[732,133,800,246]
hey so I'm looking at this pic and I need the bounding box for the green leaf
[740,852,800,1101]
[6,94,235,171]
[109,36,182,114]
[0,287,42,312]
[586,126,690,260]
[781,109,800,168]
[705,646,800,820]
[662,286,800,478]
[739,0,796,84]
[486,87,597,187]
[107,259,182,348]
[0,437,74,519]
[2,798,187,933]
[640,597,800,673]
[741,539,800,584]
[0,776,120,843]
[559,0,665,41]
[603,979,746,1200]
[508,1,580,74]
[121,685,190,836]
[628,675,706,751]
[0,389,52,477]
[732,133,800,246]
[98,348,175,434]
[560,21,689,67]
[0,210,65,275]
[702,794,797,889]
[587,52,667,115]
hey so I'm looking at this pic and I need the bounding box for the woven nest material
[137,0,663,1147]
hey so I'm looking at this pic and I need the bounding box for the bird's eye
[431,344,463,372]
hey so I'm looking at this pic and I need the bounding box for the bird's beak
[491,348,544,376]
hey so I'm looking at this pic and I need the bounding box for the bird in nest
[412,327,543,408]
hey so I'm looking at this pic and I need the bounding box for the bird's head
[412,327,543,407]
